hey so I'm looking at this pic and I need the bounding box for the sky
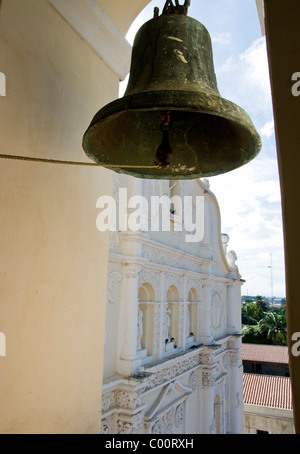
[119,0,286,299]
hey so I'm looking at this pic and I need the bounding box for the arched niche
[138,282,156,357]
[166,285,180,348]
[187,287,199,343]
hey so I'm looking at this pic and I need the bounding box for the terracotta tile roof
[242,343,289,364]
[243,373,293,410]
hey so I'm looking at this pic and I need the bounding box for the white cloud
[217,37,272,120]
[209,157,285,296]
[212,32,232,46]
[261,120,275,138]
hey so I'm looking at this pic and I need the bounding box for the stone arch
[166,285,180,348]
[187,287,199,343]
[138,282,155,303]
[138,282,156,356]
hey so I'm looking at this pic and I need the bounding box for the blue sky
[120,0,286,298]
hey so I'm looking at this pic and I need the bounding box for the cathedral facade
[101,175,244,434]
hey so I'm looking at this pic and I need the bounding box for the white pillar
[227,283,237,335]
[200,282,213,345]
[201,368,216,434]
[227,282,243,335]
[228,343,244,434]
[117,263,141,376]
[158,272,165,359]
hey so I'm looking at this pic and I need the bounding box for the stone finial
[226,250,238,269]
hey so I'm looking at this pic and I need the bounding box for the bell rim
[84,89,261,149]
[82,90,262,180]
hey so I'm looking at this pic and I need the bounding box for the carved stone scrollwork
[142,245,201,274]
[229,350,241,367]
[162,407,175,434]
[199,352,215,366]
[116,390,140,410]
[150,402,186,435]
[175,403,184,428]
[189,371,198,392]
[202,370,215,387]
[101,419,111,434]
[138,269,160,295]
[102,391,115,411]
[117,412,144,434]
[152,420,163,434]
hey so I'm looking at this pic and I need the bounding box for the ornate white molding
[117,411,144,434]
[138,269,160,294]
[101,338,238,434]
[146,380,193,421]
[48,0,131,80]
[142,243,212,274]
[202,369,216,387]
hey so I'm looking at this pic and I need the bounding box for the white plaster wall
[244,405,295,434]
[0,0,119,434]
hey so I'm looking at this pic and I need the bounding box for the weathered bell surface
[82,1,261,179]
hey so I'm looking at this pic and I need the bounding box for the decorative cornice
[48,0,131,80]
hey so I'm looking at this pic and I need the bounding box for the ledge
[48,0,132,80]
[255,0,266,35]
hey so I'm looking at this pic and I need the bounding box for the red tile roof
[243,373,293,410]
[242,343,289,365]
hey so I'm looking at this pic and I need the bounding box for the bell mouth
[83,90,261,180]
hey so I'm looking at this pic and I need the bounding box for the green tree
[258,311,287,345]
[242,324,271,344]
[242,302,259,325]
[256,299,269,313]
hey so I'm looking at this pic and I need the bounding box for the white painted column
[181,274,188,350]
[158,272,166,359]
[201,368,216,434]
[228,344,244,434]
[226,283,236,335]
[178,302,186,350]
[200,282,213,345]
[117,263,141,376]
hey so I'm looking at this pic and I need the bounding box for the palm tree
[258,311,287,345]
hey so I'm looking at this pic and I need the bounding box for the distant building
[242,344,289,377]
[242,343,294,433]
[243,373,294,434]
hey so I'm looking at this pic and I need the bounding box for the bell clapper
[155,111,173,168]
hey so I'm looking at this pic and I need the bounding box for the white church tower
[101,175,244,434]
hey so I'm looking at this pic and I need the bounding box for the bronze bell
[82,0,261,179]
